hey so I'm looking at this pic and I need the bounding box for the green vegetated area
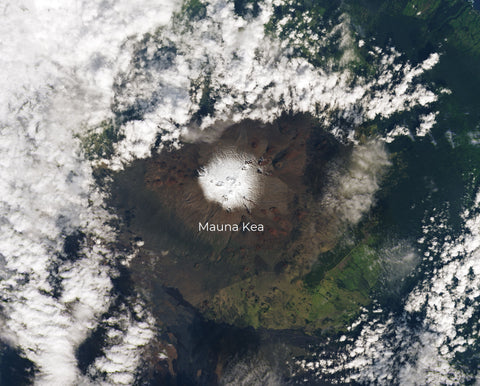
[265,0,480,76]
[304,239,382,331]
[346,0,480,101]
[181,0,207,20]
[205,231,382,334]
[347,0,480,234]
[264,0,363,72]
[225,0,480,333]
[347,0,480,58]
[80,119,124,161]
[403,0,480,56]
[190,74,217,122]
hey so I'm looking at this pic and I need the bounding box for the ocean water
[1,0,480,384]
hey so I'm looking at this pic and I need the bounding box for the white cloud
[0,0,446,384]
[105,0,441,167]
[297,192,480,384]
[416,112,438,137]
[86,300,156,386]
[384,125,412,143]
[0,0,178,384]
[322,140,391,225]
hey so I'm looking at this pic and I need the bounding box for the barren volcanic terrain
[111,113,355,332]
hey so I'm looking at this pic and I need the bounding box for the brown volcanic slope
[113,113,352,331]
[144,116,307,249]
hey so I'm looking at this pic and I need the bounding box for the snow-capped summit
[198,149,262,211]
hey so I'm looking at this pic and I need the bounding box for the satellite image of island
[2,0,480,385]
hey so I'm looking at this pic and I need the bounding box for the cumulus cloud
[321,140,391,226]
[0,0,178,384]
[0,0,445,384]
[86,299,156,386]
[384,125,412,143]
[105,0,441,168]
[295,192,480,384]
[221,357,282,386]
[416,111,439,137]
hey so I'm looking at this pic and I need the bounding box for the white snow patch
[198,150,262,210]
